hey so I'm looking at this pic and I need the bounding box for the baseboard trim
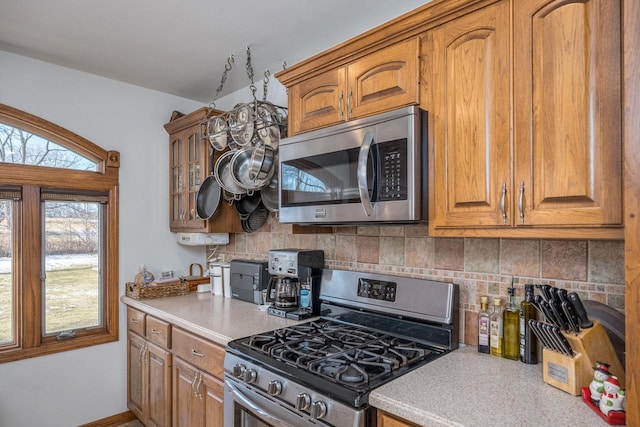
[78,411,137,427]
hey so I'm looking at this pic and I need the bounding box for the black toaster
[229,260,270,304]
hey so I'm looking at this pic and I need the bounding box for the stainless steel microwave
[278,106,428,225]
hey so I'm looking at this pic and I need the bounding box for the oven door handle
[225,378,301,427]
[357,131,374,216]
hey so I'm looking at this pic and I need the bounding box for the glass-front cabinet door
[167,118,208,231]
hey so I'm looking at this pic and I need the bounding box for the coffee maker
[266,249,324,320]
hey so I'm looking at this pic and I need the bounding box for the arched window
[0,103,120,363]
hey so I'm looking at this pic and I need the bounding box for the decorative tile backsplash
[218,218,625,346]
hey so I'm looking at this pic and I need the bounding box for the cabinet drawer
[146,315,171,349]
[127,307,146,336]
[172,328,224,379]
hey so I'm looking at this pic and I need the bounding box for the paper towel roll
[210,263,223,296]
[221,263,231,298]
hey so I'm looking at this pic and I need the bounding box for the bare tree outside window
[0,123,97,171]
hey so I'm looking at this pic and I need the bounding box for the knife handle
[539,300,558,326]
[567,292,594,329]
[548,299,569,332]
[561,300,580,334]
[557,288,569,302]
[540,284,553,302]
[552,325,575,357]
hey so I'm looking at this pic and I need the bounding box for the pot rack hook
[282,60,287,70]
[245,46,258,102]
[262,69,271,101]
[209,54,235,113]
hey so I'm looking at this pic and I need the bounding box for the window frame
[0,103,120,363]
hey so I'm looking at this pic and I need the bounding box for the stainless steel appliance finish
[229,260,270,304]
[278,106,428,225]
[224,268,459,427]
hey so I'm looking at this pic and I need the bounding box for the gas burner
[270,337,347,368]
[318,363,368,384]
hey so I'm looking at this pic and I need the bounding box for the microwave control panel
[357,278,397,302]
[376,139,408,201]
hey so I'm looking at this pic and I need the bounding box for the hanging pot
[234,191,262,220]
[249,142,275,181]
[196,151,222,220]
[230,146,275,191]
[215,149,246,198]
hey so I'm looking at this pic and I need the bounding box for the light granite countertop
[122,293,605,425]
[369,345,605,426]
[121,292,312,346]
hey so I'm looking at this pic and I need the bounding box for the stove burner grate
[240,319,441,389]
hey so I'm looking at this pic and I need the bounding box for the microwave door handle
[357,131,374,216]
[225,379,298,427]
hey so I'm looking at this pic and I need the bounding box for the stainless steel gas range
[224,269,459,427]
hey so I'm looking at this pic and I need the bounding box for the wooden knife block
[542,320,624,395]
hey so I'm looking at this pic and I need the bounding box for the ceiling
[0,0,430,103]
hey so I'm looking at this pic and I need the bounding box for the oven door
[224,377,315,427]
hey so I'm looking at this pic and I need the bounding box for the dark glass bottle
[478,296,491,354]
[520,284,538,364]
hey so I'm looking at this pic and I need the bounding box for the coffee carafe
[267,277,299,309]
[266,249,324,320]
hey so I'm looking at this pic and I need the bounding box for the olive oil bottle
[489,298,503,357]
[502,286,520,360]
[478,296,491,354]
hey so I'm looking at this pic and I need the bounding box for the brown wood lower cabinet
[126,307,225,427]
[377,410,420,427]
[127,332,172,427]
[173,356,224,427]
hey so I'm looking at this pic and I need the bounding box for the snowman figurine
[599,376,626,416]
[589,361,611,404]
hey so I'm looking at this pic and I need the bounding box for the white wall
[0,50,207,426]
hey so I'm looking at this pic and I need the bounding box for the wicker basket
[125,279,189,300]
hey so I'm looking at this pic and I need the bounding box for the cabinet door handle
[518,181,525,224]
[151,329,161,335]
[347,87,353,118]
[196,374,204,400]
[338,91,344,119]
[191,371,199,395]
[500,182,507,225]
[130,318,139,323]
[191,349,205,357]
[139,342,147,363]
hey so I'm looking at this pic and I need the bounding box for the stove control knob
[243,368,257,384]
[232,364,246,379]
[311,401,328,419]
[267,380,283,396]
[295,393,311,411]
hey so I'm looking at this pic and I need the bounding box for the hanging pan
[234,191,262,220]
[196,150,222,220]
[241,201,270,233]
[260,166,279,213]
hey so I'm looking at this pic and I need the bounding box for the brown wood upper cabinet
[288,38,419,135]
[426,0,623,238]
[164,108,243,233]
